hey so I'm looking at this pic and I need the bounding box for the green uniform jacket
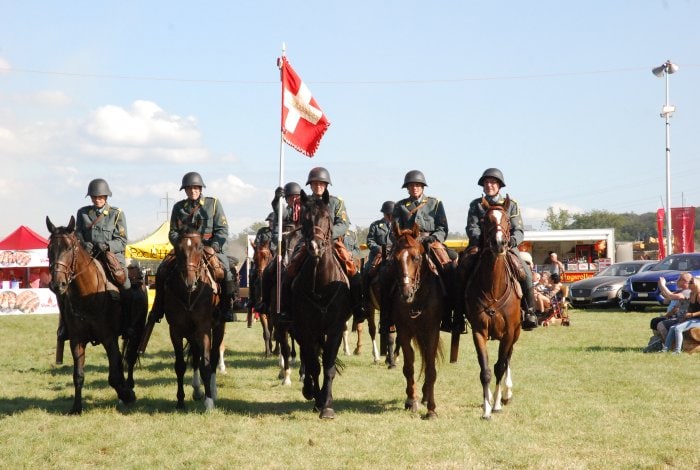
[466,194,525,247]
[366,218,392,267]
[169,197,229,251]
[393,195,448,242]
[75,204,128,267]
[311,194,349,241]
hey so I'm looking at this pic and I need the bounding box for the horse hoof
[353,346,361,355]
[481,415,492,421]
[423,411,438,420]
[204,397,215,411]
[319,408,335,419]
[192,390,205,401]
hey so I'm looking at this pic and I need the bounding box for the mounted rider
[269,181,303,256]
[279,167,366,324]
[460,168,538,330]
[382,170,457,334]
[365,200,395,271]
[148,171,238,325]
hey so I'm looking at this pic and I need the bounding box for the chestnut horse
[251,238,274,357]
[163,225,224,411]
[46,216,137,414]
[464,197,522,419]
[390,224,444,419]
[293,190,352,419]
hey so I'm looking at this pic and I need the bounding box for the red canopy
[0,226,49,250]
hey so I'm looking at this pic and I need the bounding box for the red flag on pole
[278,56,330,157]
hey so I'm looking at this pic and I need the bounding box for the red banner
[656,209,666,259]
[671,207,696,254]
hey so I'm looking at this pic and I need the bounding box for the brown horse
[390,224,444,419]
[163,225,224,411]
[251,238,274,357]
[464,197,522,419]
[46,216,136,414]
[292,190,352,419]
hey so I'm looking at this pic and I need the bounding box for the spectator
[662,275,700,354]
[656,272,693,343]
[544,251,566,276]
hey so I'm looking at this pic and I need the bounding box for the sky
[1,1,699,242]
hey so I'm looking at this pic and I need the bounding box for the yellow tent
[126,222,173,261]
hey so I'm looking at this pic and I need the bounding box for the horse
[390,223,444,419]
[46,216,137,414]
[162,225,224,411]
[250,238,274,357]
[463,197,522,420]
[292,189,352,419]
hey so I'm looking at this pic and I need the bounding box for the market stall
[0,225,59,315]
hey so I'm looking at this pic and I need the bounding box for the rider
[270,181,303,255]
[384,170,456,334]
[365,201,395,271]
[461,168,538,330]
[149,171,238,324]
[71,178,132,340]
[282,167,366,324]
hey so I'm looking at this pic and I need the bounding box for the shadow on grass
[581,346,642,353]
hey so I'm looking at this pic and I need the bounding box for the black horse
[292,190,352,419]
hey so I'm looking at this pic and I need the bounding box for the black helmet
[266,212,275,222]
[477,168,506,187]
[306,167,332,185]
[86,178,112,197]
[402,170,427,188]
[380,201,395,214]
[180,171,206,190]
[284,182,302,197]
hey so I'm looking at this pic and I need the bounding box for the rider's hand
[97,242,109,252]
[508,238,518,248]
[274,186,284,200]
[423,235,436,244]
[84,242,94,253]
[211,242,221,253]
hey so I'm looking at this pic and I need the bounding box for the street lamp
[652,60,678,257]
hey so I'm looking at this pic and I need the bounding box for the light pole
[652,60,678,257]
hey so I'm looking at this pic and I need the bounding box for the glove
[423,235,437,244]
[97,242,109,252]
[274,186,285,200]
[211,242,221,253]
[508,238,518,248]
[84,242,94,253]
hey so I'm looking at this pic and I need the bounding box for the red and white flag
[278,56,330,157]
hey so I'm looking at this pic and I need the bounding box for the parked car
[568,260,657,309]
[619,253,700,311]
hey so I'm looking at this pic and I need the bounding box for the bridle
[396,235,424,307]
[48,233,92,291]
[176,232,204,290]
[482,203,511,255]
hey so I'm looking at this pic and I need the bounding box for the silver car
[568,261,657,309]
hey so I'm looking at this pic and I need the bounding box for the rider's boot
[218,279,237,323]
[521,284,538,330]
[350,273,367,324]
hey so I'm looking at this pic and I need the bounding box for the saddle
[506,249,527,282]
[203,246,225,282]
[100,251,127,287]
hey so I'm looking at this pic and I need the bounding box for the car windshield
[598,263,644,277]
[651,255,700,271]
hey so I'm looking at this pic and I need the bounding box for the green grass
[0,309,698,469]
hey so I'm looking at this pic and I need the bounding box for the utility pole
[158,192,175,222]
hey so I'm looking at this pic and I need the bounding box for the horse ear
[67,215,75,232]
[46,216,55,233]
[481,196,490,210]
[322,189,329,204]
[412,223,420,239]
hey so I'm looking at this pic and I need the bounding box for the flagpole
[275,43,287,315]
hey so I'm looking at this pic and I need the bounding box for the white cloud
[82,100,207,162]
[0,57,10,75]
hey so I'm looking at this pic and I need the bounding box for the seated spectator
[655,272,693,342]
[663,275,700,354]
[534,272,562,314]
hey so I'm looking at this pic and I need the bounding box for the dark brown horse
[46,216,136,414]
[163,225,224,410]
[292,190,352,419]
[464,197,522,419]
[390,224,444,419]
[251,238,274,357]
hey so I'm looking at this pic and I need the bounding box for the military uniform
[76,203,131,289]
[393,195,448,243]
[365,217,392,270]
[169,196,233,283]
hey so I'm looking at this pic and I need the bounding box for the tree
[543,207,572,230]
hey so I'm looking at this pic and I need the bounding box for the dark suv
[620,253,700,311]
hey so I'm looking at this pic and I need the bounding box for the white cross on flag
[279,56,330,157]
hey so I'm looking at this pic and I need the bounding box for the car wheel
[617,289,631,311]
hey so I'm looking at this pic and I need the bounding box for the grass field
[0,308,698,469]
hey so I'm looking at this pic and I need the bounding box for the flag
[278,56,330,157]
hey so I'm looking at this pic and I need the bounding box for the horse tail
[413,337,444,381]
